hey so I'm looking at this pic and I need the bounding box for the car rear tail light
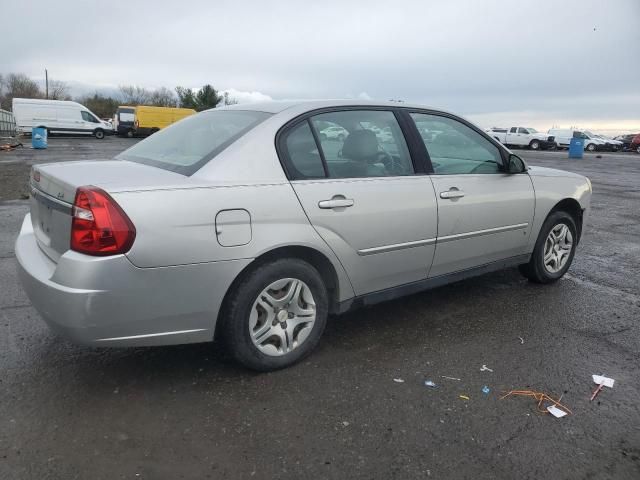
[71,186,136,256]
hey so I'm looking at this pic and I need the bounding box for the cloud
[2,0,638,129]
[221,88,272,104]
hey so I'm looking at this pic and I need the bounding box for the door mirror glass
[508,154,526,174]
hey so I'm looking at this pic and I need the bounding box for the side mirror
[507,154,526,174]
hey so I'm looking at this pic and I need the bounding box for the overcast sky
[3,0,639,132]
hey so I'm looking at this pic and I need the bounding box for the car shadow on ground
[22,268,534,388]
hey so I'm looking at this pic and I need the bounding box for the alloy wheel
[543,223,573,273]
[249,278,316,356]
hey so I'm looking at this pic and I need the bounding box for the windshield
[527,128,538,133]
[117,110,271,175]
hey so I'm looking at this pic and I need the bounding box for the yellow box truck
[114,106,196,137]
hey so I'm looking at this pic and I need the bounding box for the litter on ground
[424,380,437,388]
[459,395,470,400]
[547,405,568,418]
[500,390,572,416]
[393,378,405,383]
[441,376,461,381]
[518,336,525,344]
[482,386,490,394]
[591,375,615,401]
[480,365,493,372]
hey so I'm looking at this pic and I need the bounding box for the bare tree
[0,73,43,110]
[149,87,177,107]
[119,85,151,105]
[49,79,71,100]
[222,92,238,106]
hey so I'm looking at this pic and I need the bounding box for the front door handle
[318,196,354,209]
[440,189,465,199]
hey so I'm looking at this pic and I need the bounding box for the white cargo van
[548,128,610,152]
[12,98,114,139]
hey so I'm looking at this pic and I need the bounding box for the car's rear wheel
[222,258,328,371]
[529,140,540,150]
[519,211,578,284]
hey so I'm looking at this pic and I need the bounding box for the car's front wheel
[519,210,578,284]
[222,258,328,371]
[586,143,596,152]
[529,140,540,150]
[94,129,105,139]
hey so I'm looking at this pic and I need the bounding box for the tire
[519,210,578,284]
[636,146,640,154]
[221,258,329,371]
[126,129,134,138]
[586,143,596,152]
[529,140,540,150]
[94,129,105,139]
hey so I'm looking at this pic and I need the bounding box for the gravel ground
[1,138,639,479]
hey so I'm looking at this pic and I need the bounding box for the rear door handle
[440,189,465,199]
[318,197,354,209]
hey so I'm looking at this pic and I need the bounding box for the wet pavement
[1,138,639,479]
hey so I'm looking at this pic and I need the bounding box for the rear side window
[279,109,415,180]
[117,110,271,175]
[281,122,326,179]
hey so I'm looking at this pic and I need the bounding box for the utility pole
[45,69,48,99]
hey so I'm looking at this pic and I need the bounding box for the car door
[280,109,438,296]
[408,112,535,277]
[516,127,530,145]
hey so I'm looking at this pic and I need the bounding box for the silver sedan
[16,100,592,370]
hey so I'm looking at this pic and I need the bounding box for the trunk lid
[30,160,194,262]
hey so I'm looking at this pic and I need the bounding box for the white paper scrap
[592,375,615,388]
[547,405,568,418]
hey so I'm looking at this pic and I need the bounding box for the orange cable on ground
[500,390,573,415]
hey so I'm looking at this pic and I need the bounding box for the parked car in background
[113,105,196,137]
[585,131,621,151]
[15,100,592,371]
[320,125,349,140]
[614,134,638,151]
[12,98,114,139]
[548,128,610,152]
[485,126,556,150]
[631,133,640,153]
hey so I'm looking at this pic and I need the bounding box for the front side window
[517,127,528,134]
[310,110,414,178]
[117,110,271,175]
[81,111,99,123]
[410,113,504,175]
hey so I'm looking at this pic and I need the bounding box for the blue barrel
[32,127,48,149]
[568,137,584,159]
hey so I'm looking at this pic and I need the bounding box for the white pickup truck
[485,126,557,150]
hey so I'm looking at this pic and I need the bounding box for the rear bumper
[15,214,251,347]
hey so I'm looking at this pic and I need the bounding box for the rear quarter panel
[114,183,355,302]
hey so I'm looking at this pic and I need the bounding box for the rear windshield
[116,110,271,175]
